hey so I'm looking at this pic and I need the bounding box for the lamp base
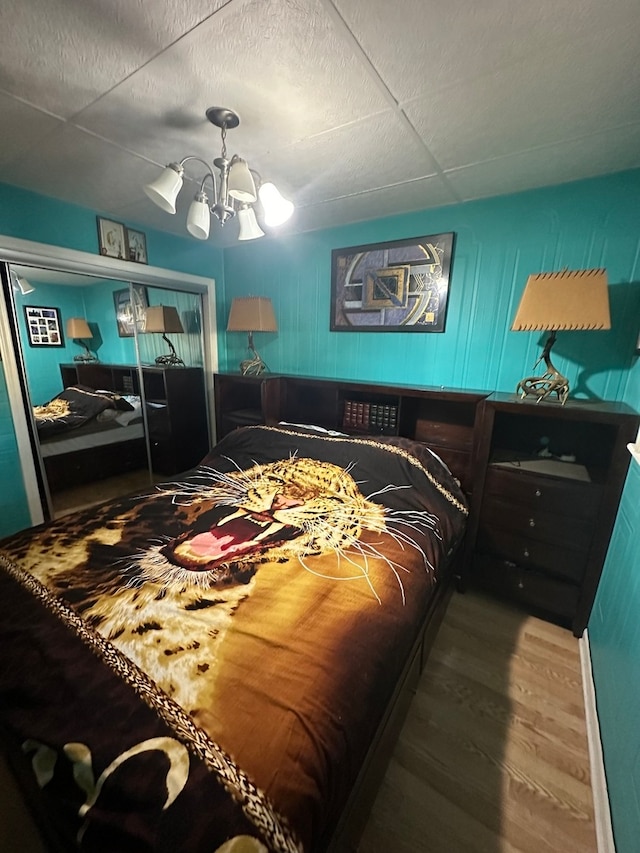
[73,353,98,363]
[516,331,569,404]
[240,354,267,376]
[239,335,269,376]
[155,353,185,367]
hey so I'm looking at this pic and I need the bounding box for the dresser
[467,393,639,635]
[60,363,209,475]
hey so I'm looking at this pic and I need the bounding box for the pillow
[95,389,135,411]
[113,398,143,426]
[278,421,347,437]
[96,408,120,423]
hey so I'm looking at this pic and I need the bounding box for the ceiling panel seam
[64,0,241,125]
[320,0,462,203]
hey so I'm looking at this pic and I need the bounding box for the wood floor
[358,589,597,853]
[0,590,596,853]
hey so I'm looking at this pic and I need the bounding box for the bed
[0,424,468,852]
[34,385,148,493]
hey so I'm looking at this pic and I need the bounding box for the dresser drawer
[484,466,602,518]
[473,554,579,626]
[476,526,587,583]
[480,497,592,548]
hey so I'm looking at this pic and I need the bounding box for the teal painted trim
[589,461,640,853]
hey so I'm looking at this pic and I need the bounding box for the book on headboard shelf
[342,398,398,435]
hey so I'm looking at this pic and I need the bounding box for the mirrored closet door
[1,243,215,524]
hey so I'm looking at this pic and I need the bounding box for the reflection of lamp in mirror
[226,297,277,376]
[144,305,185,366]
[10,271,35,295]
[512,268,611,404]
[66,317,98,362]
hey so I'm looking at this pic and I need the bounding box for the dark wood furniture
[214,372,640,638]
[141,366,209,475]
[214,372,489,496]
[465,393,640,636]
[55,363,209,479]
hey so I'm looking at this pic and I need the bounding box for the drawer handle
[528,518,536,528]
[535,489,542,498]
[518,580,524,589]
[523,548,530,558]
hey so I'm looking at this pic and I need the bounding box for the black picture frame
[330,232,455,332]
[97,217,127,259]
[126,228,148,264]
[23,305,64,347]
[113,285,148,337]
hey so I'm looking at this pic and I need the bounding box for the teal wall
[221,170,640,403]
[589,460,640,853]
[15,280,206,406]
[15,278,138,404]
[0,183,224,281]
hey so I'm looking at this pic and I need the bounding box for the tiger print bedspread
[0,426,467,853]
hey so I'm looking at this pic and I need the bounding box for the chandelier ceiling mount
[143,106,294,242]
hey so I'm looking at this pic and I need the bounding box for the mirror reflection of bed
[9,264,209,520]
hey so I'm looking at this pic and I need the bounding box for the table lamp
[511,268,611,404]
[144,305,185,366]
[66,317,97,362]
[226,297,277,376]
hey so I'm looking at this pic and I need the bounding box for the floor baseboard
[580,629,616,853]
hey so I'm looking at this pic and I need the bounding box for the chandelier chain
[220,123,227,160]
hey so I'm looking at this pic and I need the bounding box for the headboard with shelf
[214,372,490,496]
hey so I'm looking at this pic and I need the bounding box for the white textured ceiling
[1,0,639,247]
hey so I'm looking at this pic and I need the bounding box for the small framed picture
[126,228,148,264]
[113,285,149,337]
[97,217,126,259]
[23,306,64,347]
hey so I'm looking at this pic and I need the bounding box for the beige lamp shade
[226,297,277,333]
[66,317,92,338]
[512,268,611,331]
[145,305,184,334]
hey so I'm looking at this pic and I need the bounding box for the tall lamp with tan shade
[226,297,277,376]
[144,305,185,366]
[512,268,611,404]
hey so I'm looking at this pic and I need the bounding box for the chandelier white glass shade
[143,107,294,242]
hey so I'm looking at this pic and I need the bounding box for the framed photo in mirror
[113,285,148,337]
[24,306,64,347]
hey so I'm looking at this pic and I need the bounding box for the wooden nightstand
[466,393,640,636]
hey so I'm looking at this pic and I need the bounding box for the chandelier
[143,107,294,242]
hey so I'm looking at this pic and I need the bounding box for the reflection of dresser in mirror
[47,363,209,494]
